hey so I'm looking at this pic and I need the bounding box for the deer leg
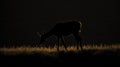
[61,36,67,51]
[73,33,83,51]
[57,37,60,52]
[79,36,83,51]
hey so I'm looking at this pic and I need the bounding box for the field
[0,44,120,66]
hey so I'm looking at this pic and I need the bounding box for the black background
[0,0,119,45]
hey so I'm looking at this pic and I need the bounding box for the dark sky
[0,0,119,43]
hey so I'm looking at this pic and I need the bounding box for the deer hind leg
[61,36,67,51]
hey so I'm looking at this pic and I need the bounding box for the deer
[37,20,83,52]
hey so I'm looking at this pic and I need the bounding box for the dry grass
[0,44,120,55]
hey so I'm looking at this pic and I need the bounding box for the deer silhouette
[37,20,83,51]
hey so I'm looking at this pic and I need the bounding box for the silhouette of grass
[0,44,120,56]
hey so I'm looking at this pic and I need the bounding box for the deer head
[78,21,82,32]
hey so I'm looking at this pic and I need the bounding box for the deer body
[37,20,83,51]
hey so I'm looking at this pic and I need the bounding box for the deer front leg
[73,33,83,51]
[61,36,67,51]
[57,37,60,52]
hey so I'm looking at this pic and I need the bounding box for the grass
[0,44,120,56]
[1,44,120,66]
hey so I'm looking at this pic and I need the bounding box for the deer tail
[36,32,41,37]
